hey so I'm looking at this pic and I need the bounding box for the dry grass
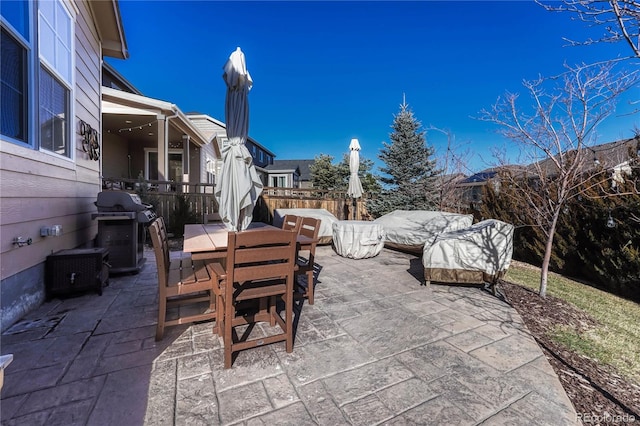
[506,261,640,384]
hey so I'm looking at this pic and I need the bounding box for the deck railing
[101,178,372,228]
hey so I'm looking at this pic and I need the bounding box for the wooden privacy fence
[257,187,373,223]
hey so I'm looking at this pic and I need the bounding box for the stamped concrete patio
[0,244,578,425]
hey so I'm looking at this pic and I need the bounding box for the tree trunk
[539,212,560,298]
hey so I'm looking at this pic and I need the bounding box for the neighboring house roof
[438,172,466,185]
[103,62,142,95]
[186,112,275,158]
[457,169,498,186]
[266,159,314,181]
[264,162,300,175]
[102,87,209,147]
[456,137,639,186]
[89,1,129,59]
[528,137,639,177]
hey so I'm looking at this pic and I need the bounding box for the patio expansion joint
[447,328,512,353]
[213,370,286,393]
[475,390,533,425]
[334,374,439,410]
[370,393,442,426]
[237,380,307,425]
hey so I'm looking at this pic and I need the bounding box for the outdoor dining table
[183,222,317,260]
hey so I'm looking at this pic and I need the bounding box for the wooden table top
[183,222,317,255]
[183,222,280,254]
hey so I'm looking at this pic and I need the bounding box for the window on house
[39,66,69,156]
[1,0,31,145]
[219,136,229,150]
[38,0,72,158]
[1,28,28,142]
[2,0,73,157]
[206,157,215,184]
[270,175,287,187]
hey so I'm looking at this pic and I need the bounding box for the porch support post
[157,114,168,191]
[182,134,190,192]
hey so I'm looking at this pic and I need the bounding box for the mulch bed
[500,280,640,422]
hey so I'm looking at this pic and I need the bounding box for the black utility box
[46,248,109,299]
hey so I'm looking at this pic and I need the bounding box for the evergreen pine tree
[367,100,441,217]
[309,154,341,190]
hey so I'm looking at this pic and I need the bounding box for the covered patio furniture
[373,210,473,253]
[148,217,218,341]
[207,228,297,369]
[273,208,339,244]
[332,220,385,259]
[423,219,514,292]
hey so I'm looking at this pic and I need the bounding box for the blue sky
[106,1,639,173]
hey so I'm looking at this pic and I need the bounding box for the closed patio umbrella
[347,138,363,219]
[216,47,263,231]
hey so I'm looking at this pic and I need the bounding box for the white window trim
[270,173,290,188]
[37,0,75,162]
[1,2,36,149]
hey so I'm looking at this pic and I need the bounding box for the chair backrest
[299,217,320,248]
[226,229,297,287]
[149,217,170,287]
[281,214,302,232]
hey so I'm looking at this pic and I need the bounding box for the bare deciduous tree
[427,126,473,213]
[479,62,638,297]
[538,0,640,59]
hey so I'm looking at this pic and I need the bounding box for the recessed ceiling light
[148,132,154,136]
[125,120,132,124]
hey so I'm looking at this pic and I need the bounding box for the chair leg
[268,296,276,326]
[306,269,314,305]
[224,288,235,369]
[215,293,224,337]
[285,285,293,353]
[156,297,166,341]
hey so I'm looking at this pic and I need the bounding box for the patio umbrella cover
[347,138,364,220]
[216,47,263,231]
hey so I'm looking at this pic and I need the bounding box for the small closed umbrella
[347,138,363,220]
[216,47,263,231]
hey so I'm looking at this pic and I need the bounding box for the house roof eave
[89,0,129,59]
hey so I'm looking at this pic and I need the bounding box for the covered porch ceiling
[101,87,210,147]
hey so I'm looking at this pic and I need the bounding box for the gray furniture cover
[422,219,514,286]
[273,208,339,244]
[373,210,474,253]
[332,220,385,259]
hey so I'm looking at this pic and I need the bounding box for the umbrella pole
[353,198,357,220]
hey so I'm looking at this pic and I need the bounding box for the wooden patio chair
[281,214,302,232]
[295,217,320,305]
[207,229,297,368]
[149,217,218,341]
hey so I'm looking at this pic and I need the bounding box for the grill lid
[96,191,151,212]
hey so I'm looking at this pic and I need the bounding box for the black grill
[92,191,157,274]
